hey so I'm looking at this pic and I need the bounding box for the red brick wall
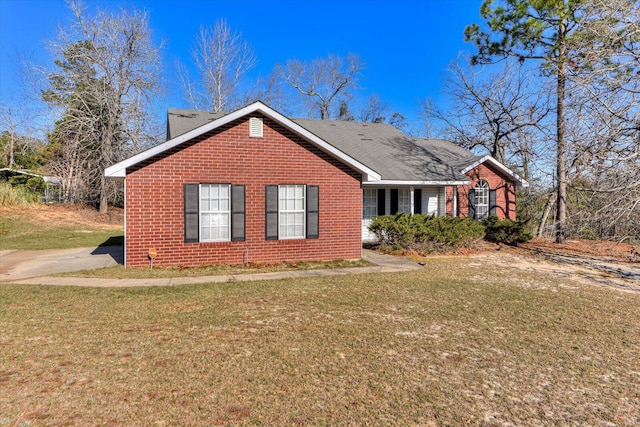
[454,162,517,220]
[124,114,363,267]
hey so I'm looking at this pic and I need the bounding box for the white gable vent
[249,117,263,138]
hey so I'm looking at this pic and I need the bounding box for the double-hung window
[363,188,377,220]
[184,184,245,243]
[200,184,230,241]
[266,184,319,240]
[398,188,411,213]
[279,184,305,239]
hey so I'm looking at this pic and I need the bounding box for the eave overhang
[105,101,381,182]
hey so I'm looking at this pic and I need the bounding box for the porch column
[452,186,457,217]
[410,186,414,214]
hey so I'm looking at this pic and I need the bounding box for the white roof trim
[460,155,529,187]
[363,180,470,186]
[105,101,381,181]
[0,168,61,185]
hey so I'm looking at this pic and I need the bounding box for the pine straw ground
[1,257,639,426]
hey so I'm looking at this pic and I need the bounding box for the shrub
[483,215,532,245]
[0,181,40,206]
[369,213,485,253]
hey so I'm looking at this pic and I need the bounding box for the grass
[58,259,374,279]
[1,258,639,426]
[0,210,123,250]
[0,181,41,207]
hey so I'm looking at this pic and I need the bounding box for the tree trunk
[99,173,108,214]
[555,24,568,243]
[537,190,556,238]
[8,132,15,168]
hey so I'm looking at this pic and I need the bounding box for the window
[200,184,230,241]
[363,188,377,220]
[398,188,411,213]
[184,184,245,243]
[475,180,489,220]
[265,185,319,240]
[279,185,305,239]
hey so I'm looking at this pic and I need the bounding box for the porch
[362,186,452,241]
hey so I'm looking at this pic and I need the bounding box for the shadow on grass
[91,235,124,264]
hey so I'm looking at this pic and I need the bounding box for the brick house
[105,102,526,268]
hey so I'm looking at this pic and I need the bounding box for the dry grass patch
[1,257,639,426]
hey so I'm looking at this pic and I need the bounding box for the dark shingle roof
[166,109,480,183]
[292,119,478,182]
[167,109,225,140]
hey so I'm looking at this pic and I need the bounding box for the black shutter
[390,189,399,214]
[468,189,476,219]
[184,184,199,243]
[377,189,386,216]
[489,189,497,216]
[414,189,422,214]
[306,185,319,239]
[231,185,246,241]
[265,185,278,240]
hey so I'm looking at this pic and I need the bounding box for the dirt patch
[0,204,123,229]
[519,238,640,263]
[433,238,640,294]
[402,238,640,294]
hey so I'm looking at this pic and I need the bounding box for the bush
[0,181,40,206]
[483,215,532,245]
[369,213,485,253]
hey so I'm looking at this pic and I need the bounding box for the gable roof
[166,109,225,140]
[460,155,528,187]
[292,119,478,184]
[105,102,380,181]
[106,101,527,187]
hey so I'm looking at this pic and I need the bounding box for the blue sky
[0,0,483,131]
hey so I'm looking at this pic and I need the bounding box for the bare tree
[179,20,257,113]
[426,58,551,179]
[0,105,30,169]
[276,53,362,119]
[0,49,49,171]
[556,0,640,241]
[43,0,162,212]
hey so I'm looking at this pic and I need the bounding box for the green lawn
[1,258,638,426]
[0,210,123,250]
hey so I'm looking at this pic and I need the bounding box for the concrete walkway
[1,248,422,288]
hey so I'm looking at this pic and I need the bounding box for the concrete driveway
[0,246,123,281]
[0,248,423,287]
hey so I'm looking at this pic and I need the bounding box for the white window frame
[279,184,306,239]
[475,180,489,220]
[398,188,411,213]
[200,183,231,242]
